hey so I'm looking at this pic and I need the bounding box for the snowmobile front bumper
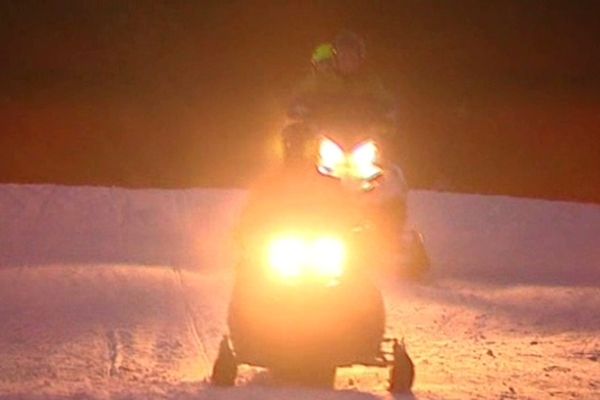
[227,276,385,369]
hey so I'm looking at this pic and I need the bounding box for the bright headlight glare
[318,138,345,174]
[267,235,346,281]
[311,237,345,278]
[268,237,305,279]
[351,140,378,165]
[350,141,381,180]
[318,138,381,181]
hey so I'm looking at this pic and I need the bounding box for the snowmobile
[211,170,415,392]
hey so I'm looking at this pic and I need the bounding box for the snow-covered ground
[0,184,598,399]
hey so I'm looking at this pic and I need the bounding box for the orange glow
[267,235,346,282]
[311,237,345,279]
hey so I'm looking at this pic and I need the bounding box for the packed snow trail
[0,184,598,399]
[0,265,226,398]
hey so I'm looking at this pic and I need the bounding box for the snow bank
[1,184,598,285]
[408,191,600,285]
[0,184,247,269]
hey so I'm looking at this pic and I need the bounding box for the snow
[0,184,247,269]
[409,192,600,285]
[0,184,598,399]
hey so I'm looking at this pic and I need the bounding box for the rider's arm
[288,74,320,120]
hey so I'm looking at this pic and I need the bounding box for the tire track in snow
[172,267,211,375]
[106,330,122,377]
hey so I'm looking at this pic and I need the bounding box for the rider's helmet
[333,30,366,76]
[311,42,336,72]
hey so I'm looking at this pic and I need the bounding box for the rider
[283,32,412,253]
[288,31,396,130]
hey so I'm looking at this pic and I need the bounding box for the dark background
[1,0,599,202]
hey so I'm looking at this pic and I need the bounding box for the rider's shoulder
[352,67,386,87]
[294,70,340,93]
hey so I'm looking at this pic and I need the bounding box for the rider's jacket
[288,67,396,133]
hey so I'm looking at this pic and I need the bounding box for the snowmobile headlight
[349,140,383,181]
[317,137,345,178]
[267,237,305,280]
[267,235,346,282]
[311,237,345,280]
[317,138,382,183]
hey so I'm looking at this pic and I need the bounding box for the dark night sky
[1,1,599,202]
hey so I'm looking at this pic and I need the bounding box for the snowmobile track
[106,329,122,377]
[172,267,211,373]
